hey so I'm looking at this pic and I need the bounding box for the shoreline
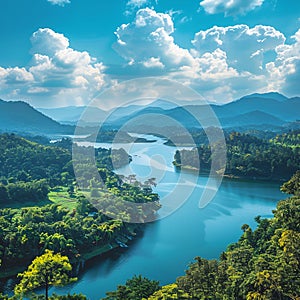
[0,243,119,280]
[173,162,286,183]
[0,227,139,280]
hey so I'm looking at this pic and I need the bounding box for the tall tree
[14,249,76,300]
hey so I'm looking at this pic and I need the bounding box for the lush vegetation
[0,134,71,188]
[174,130,300,180]
[0,133,160,279]
[102,171,300,300]
[103,275,160,300]
[0,203,136,273]
[14,250,76,300]
[0,131,299,299]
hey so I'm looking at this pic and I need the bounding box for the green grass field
[48,187,79,210]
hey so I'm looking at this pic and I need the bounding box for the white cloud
[0,7,299,107]
[192,25,285,74]
[0,67,34,84]
[199,0,264,17]
[114,8,194,70]
[113,9,300,102]
[266,29,300,95]
[47,0,70,7]
[0,28,108,107]
[125,0,154,15]
[114,8,300,101]
[143,57,165,68]
[127,0,149,8]
[30,28,69,57]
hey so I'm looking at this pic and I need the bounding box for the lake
[52,135,283,299]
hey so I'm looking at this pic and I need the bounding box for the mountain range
[1,92,299,135]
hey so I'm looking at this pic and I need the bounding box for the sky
[0,0,299,108]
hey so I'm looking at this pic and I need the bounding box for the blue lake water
[52,135,283,299]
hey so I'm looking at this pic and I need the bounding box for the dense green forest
[174,130,300,180]
[0,134,160,279]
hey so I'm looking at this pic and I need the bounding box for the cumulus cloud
[0,67,34,84]
[143,57,165,68]
[199,0,264,17]
[192,25,285,74]
[266,29,300,95]
[0,28,108,106]
[127,0,149,8]
[189,25,300,99]
[114,8,194,70]
[125,0,155,15]
[47,0,70,7]
[30,28,69,57]
[0,7,299,107]
[113,8,300,101]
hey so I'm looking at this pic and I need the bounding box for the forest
[173,130,300,180]
[0,134,160,280]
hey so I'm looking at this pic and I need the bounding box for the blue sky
[0,0,299,107]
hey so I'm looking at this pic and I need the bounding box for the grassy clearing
[48,187,79,210]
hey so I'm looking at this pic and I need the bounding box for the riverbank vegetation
[0,133,160,281]
[174,130,300,180]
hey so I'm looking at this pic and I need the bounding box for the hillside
[1,93,299,135]
[108,93,300,130]
[216,94,300,121]
[174,131,300,180]
[0,99,74,134]
[220,110,285,127]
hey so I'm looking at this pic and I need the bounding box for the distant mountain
[37,106,86,123]
[110,106,171,128]
[243,92,288,102]
[220,110,285,127]
[38,104,147,125]
[37,106,108,125]
[104,92,300,131]
[0,99,73,135]
[215,94,300,121]
[3,92,298,136]
[106,105,145,123]
[148,99,179,110]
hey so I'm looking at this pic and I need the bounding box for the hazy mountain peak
[242,92,288,102]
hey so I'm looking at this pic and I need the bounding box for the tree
[147,283,190,299]
[103,275,160,300]
[14,250,76,300]
[281,171,300,195]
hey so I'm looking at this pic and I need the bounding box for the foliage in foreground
[103,275,160,300]
[14,250,76,300]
